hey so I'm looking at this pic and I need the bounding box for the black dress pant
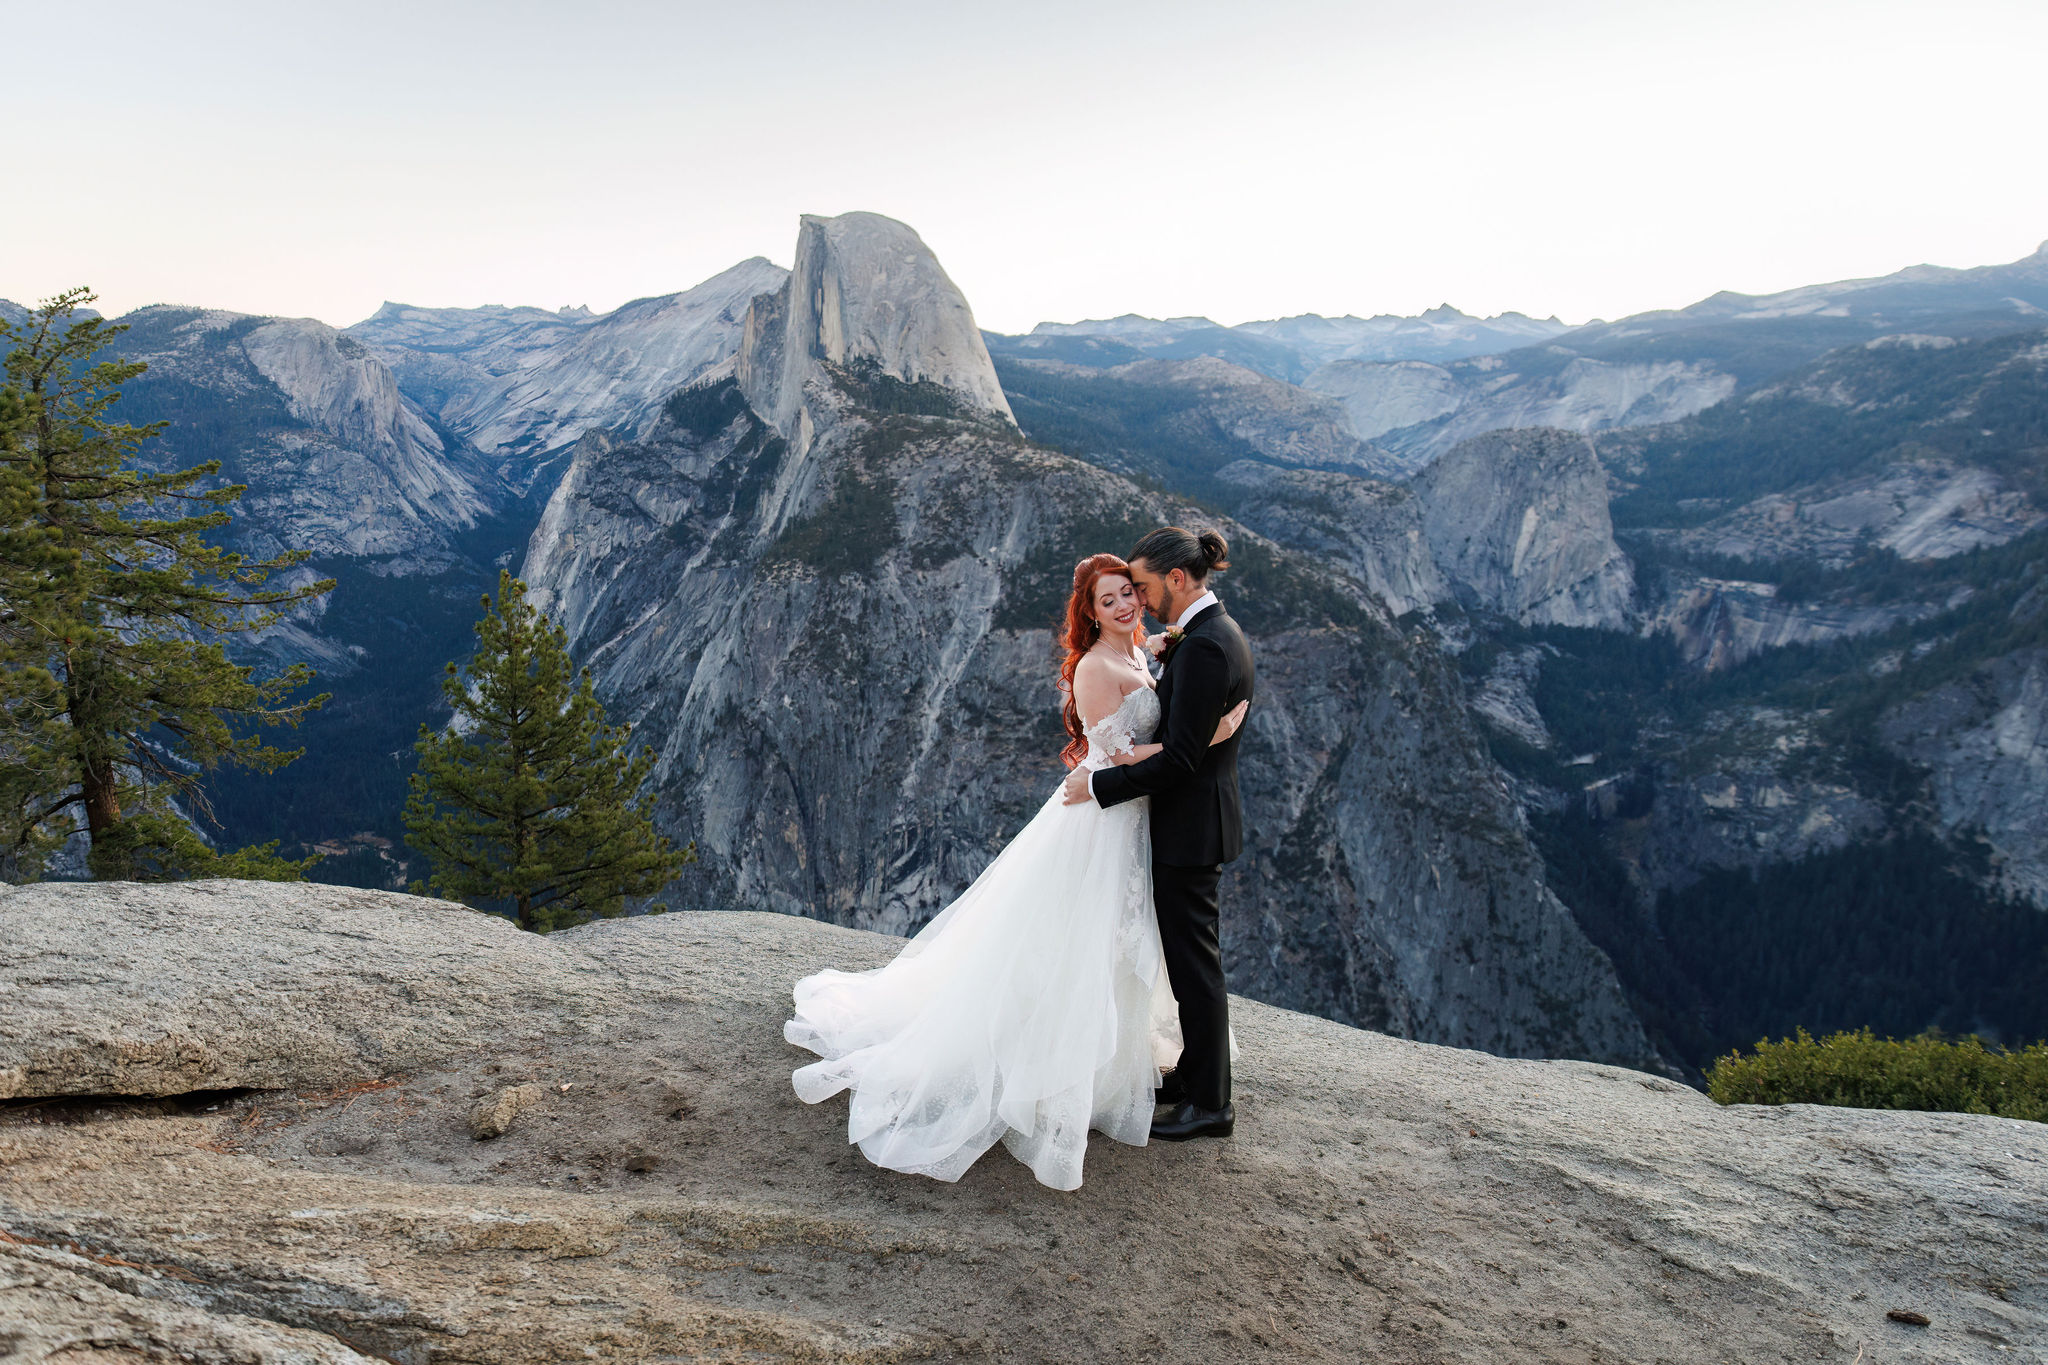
[1154,861,1230,1110]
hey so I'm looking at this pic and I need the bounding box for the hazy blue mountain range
[993,241,2048,475]
[998,304,1572,382]
[1307,240,2048,468]
[6,229,2044,1074]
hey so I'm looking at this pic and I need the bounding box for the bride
[784,553,1246,1190]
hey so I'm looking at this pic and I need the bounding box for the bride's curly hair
[1056,552,1146,769]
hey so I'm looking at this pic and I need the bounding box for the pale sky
[3,0,2044,334]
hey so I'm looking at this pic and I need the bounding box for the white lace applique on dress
[785,685,1180,1191]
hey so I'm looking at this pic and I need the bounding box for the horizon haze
[2,0,2044,334]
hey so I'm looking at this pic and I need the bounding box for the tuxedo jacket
[1093,602,1254,867]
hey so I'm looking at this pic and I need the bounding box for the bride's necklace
[1089,639,1148,676]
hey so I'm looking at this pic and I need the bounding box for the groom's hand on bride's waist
[1061,765,1095,806]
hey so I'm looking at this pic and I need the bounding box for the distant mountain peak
[1006,306,1573,380]
[1028,314,1221,338]
[737,211,1015,440]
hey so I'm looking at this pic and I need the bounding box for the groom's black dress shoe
[1150,1102,1235,1142]
[1154,1069,1187,1107]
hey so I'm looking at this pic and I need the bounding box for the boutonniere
[1146,627,1185,664]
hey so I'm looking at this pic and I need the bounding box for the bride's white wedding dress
[785,685,1180,1191]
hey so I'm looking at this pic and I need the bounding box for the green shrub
[1708,1028,2048,1122]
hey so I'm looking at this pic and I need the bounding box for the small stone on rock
[469,1083,544,1140]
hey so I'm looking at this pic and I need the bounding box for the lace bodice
[1080,686,1160,770]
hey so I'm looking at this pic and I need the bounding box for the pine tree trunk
[65,656,122,848]
[80,759,121,838]
[513,741,533,929]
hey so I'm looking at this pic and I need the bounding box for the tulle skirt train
[785,783,1178,1191]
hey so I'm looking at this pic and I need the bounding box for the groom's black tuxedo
[1092,600,1253,1112]
[1092,603,1253,860]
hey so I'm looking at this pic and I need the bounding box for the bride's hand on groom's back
[1212,700,1248,745]
[1107,702,1243,766]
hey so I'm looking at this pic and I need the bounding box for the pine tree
[404,570,693,931]
[0,382,71,875]
[0,290,331,880]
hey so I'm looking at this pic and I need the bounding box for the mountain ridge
[349,257,789,482]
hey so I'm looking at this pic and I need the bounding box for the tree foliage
[404,571,693,931]
[1709,1028,2047,1122]
[0,290,330,880]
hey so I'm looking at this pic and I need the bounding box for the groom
[1063,526,1254,1141]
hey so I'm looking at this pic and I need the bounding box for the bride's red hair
[1057,553,1146,769]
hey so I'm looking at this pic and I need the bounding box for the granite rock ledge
[0,881,2041,1363]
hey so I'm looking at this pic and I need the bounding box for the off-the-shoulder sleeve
[1081,709,1135,761]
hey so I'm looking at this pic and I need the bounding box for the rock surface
[1078,355,1395,475]
[1666,461,2046,568]
[1215,462,1448,617]
[1885,646,2048,906]
[1323,240,2048,465]
[1544,322,2048,936]
[1465,644,1555,750]
[1310,353,1737,468]
[1302,356,1466,446]
[1,1235,380,1364]
[1634,707,1891,889]
[2,882,2042,1364]
[1413,428,1636,628]
[0,881,618,1100]
[1648,573,1938,671]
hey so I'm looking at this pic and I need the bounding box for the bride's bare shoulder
[1072,651,1114,681]
[1070,653,1131,726]
[1073,650,1149,691]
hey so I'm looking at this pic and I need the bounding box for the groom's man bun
[1130,525,1230,580]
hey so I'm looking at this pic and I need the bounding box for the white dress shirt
[1087,591,1221,800]
[1173,589,1219,631]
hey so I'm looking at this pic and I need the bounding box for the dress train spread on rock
[785,687,1179,1190]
